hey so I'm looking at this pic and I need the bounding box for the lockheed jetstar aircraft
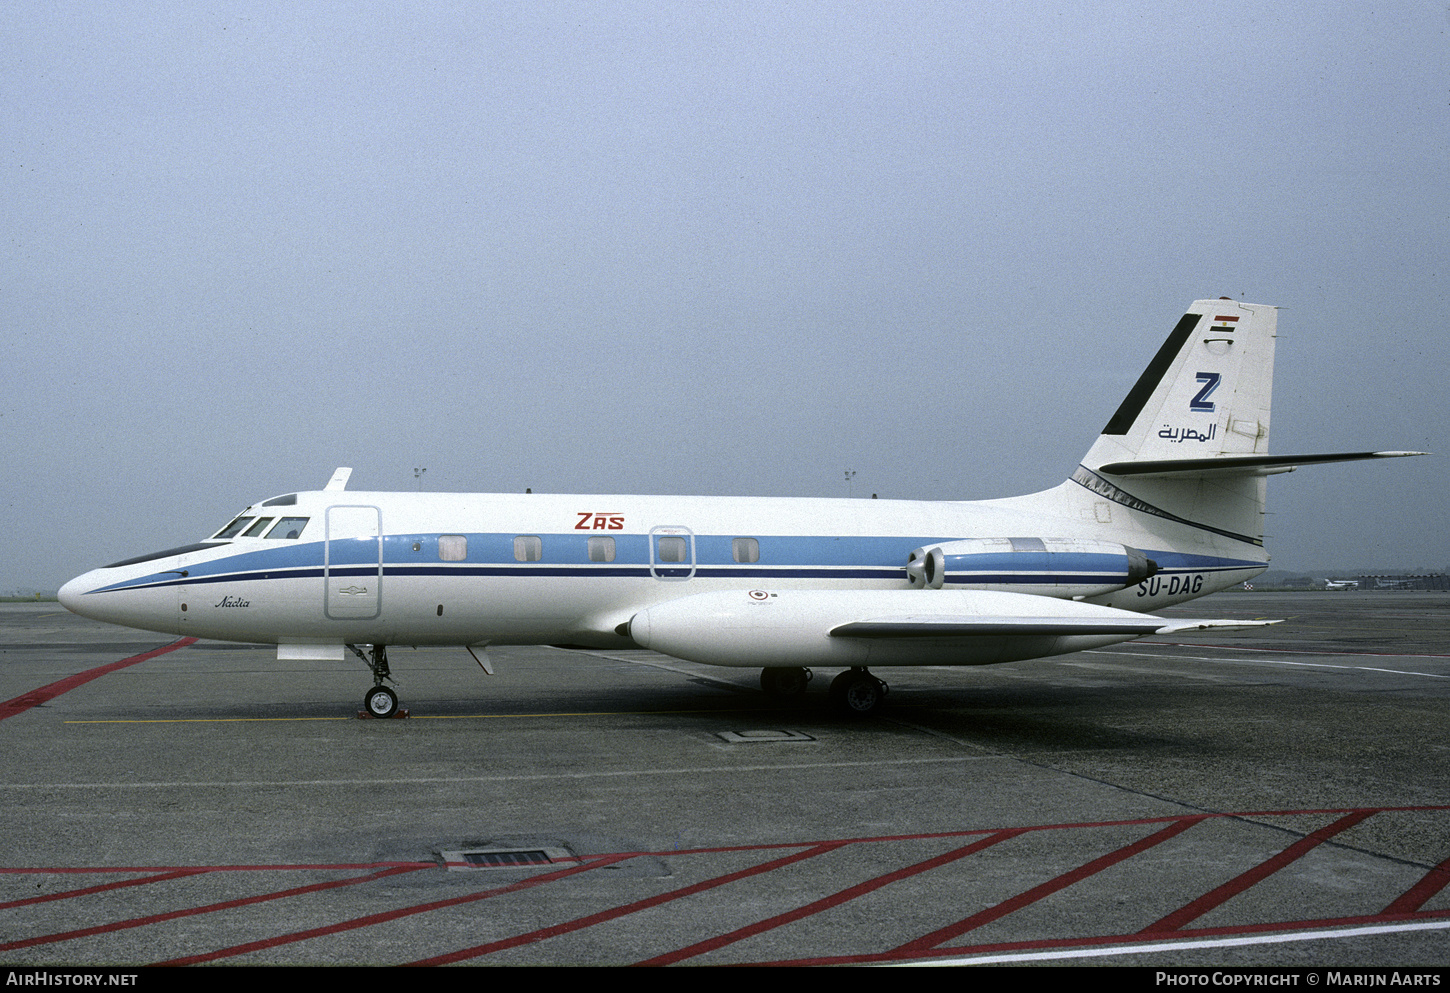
[59,300,1422,717]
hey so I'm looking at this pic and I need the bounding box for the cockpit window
[242,517,275,537]
[264,517,309,540]
[213,516,255,539]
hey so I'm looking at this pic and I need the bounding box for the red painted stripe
[897,817,1206,952]
[637,829,1025,966]
[1214,315,1240,322]
[1142,809,1377,933]
[1382,855,1450,914]
[763,906,1450,966]
[164,854,637,966]
[0,637,197,721]
[0,862,437,874]
[582,807,1445,855]
[411,842,848,966]
[1,864,428,954]
[3,808,1437,965]
[1165,904,1450,937]
[0,869,208,910]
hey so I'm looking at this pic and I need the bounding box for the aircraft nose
[57,572,93,616]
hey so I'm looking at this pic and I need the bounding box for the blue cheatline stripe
[947,575,1129,585]
[943,567,1250,586]
[82,531,1267,596]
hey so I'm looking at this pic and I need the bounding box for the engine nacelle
[905,537,1157,598]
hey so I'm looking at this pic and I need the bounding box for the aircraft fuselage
[60,486,1266,659]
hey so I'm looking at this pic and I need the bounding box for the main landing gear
[829,668,888,717]
[760,666,812,697]
[348,644,403,719]
[758,665,888,716]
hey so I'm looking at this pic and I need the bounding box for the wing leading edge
[831,615,1277,638]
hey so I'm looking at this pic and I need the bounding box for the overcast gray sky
[4,1,1446,593]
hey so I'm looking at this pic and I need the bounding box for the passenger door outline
[324,505,382,620]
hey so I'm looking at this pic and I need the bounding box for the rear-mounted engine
[905,537,1157,598]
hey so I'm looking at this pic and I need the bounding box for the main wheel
[364,685,398,719]
[760,666,811,697]
[830,670,886,717]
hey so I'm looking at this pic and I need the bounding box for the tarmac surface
[1,591,1447,967]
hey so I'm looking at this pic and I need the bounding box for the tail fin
[1071,300,1276,549]
[1070,300,1422,550]
[1083,300,1277,472]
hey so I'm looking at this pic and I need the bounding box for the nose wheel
[364,684,398,719]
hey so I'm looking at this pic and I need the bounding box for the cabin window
[213,516,255,539]
[514,536,542,562]
[657,536,688,563]
[438,535,467,561]
[264,517,309,540]
[732,538,760,563]
[588,536,616,562]
[242,517,275,537]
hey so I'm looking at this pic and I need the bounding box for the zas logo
[575,512,625,530]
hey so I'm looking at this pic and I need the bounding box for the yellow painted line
[66,716,353,724]
[0,756,992,790]
[412,708,745,720]
[63,707,757,724]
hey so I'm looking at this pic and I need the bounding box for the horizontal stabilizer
[1154,617,1282,634]
[1097,450,1426,477]
[831,616,1278,638]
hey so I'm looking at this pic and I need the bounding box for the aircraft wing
[629,588,1280,669]
[830,615,1277,638]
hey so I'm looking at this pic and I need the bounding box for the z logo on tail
[1191,372,1221,413]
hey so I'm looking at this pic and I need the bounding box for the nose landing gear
[348,644,405,719]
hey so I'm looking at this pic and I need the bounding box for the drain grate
[438,845,574,871]
[464,850,551,868]
[716,729,816,744]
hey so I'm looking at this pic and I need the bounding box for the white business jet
[58,300,1422,717]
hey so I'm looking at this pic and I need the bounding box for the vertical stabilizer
[1083,300,1277,471]
[1072,300,1278,550]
